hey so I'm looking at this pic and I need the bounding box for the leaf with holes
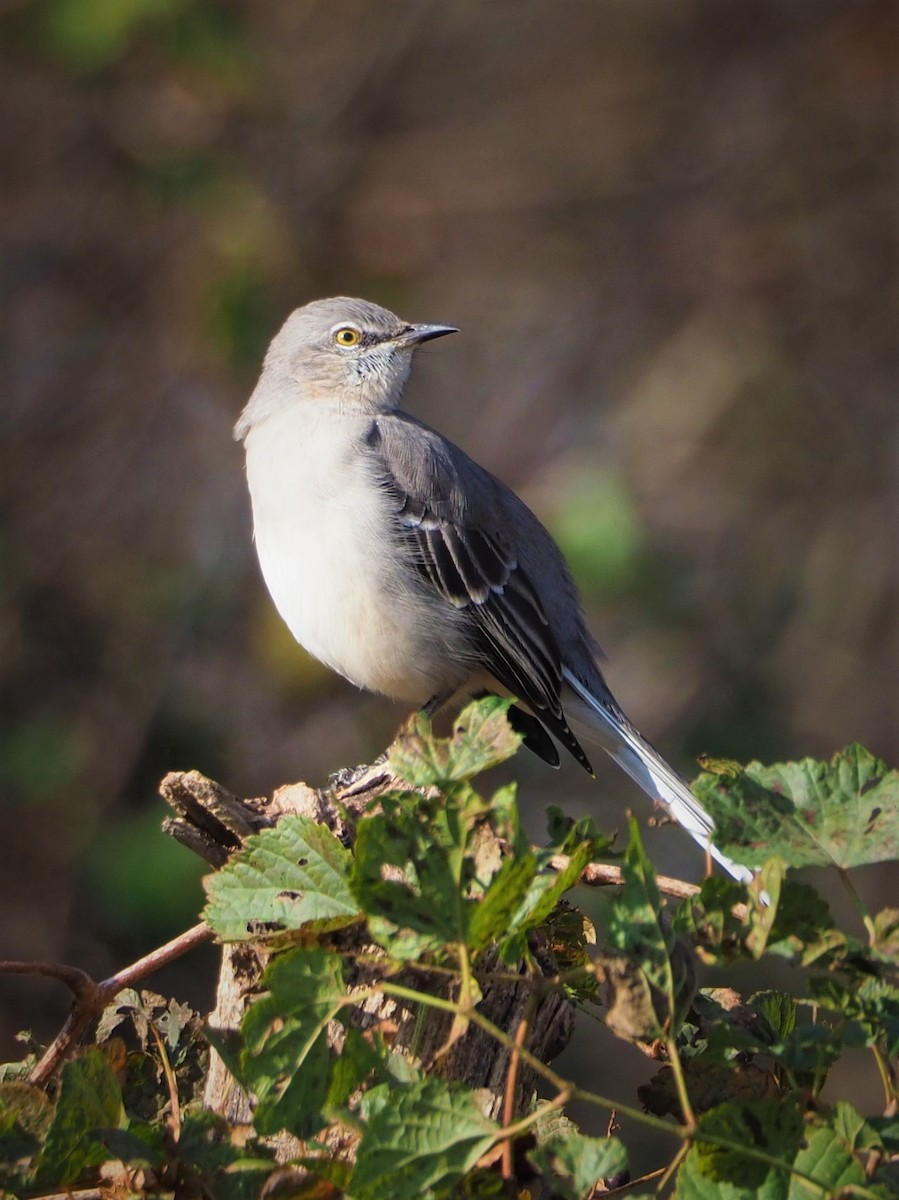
[388,696,521,787]
[204,815,360,942]
[693,744,899,869]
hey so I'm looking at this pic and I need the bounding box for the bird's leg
[332,692,452,797]
[422,690,453,717]
[328,753,390,795]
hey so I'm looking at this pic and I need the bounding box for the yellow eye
[334,326,361,347]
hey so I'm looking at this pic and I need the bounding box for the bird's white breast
[243,403,466,704]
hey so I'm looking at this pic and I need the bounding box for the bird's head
[234,297,458,440]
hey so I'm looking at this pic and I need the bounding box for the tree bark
[161,762,575,1160]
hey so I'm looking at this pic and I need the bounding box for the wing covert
[373,414,593,773]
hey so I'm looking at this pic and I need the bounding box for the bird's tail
[563,669,753,884]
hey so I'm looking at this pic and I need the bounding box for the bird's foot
[329,752,390,798]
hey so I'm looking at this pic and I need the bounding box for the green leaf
[677,1099,804,1199]
[751,991,797,1043]
[693,744,899,869]
[349,1078,497,1200]
[606,817,694,1037]
[96,1124,165,1169]
[678,1099,897,1199]
[0,1081,52,1189]
[511,838,596,934]
[325,1026,381,1113]
[204,816,360,942]
[529,1131,627,1199]
[467,851,539,950]
[388,697,521,787]
[765,882,838,962]
[34,1049,123,1187]
[608,817,667,972]
[790,1114,888,1198]
[351,793,473,959]
[173,1110,278,1199]
[811,975,899,1057]
[687,988,842,1095]
[639,1058,778,1120]
[545,805,612,857]
[830,1101,886,1154]
[674,877,747,964]
[237,948,358,1138]
[538,901,599,1003]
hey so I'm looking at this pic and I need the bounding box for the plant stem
[501,990,538,1178]
[377,977,883,1199]
[496,1086,570,1144]
[664,1033,696,1132]
[457,940,474,1012]
[654,1140,689,1195]
[871,1044,898,1112]
[379,979,678,1139]
[835,868,877,945]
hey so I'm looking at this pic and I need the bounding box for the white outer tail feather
[563,669,754,884]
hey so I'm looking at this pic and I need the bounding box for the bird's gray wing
[369,413,592,773]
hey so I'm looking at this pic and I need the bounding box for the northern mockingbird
[235,297,750,882]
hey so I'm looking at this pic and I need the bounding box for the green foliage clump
[2,698,898,1197]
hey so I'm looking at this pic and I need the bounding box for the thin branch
[377,978,679,1140]
[594,1166,666,1197]
[28,1008,98,1090]
[546,855,700,901]
[25,922,213,1087]
[501,991,537,1179]
[655,1139,690,1195]
[149,1021,182,1140]
[98,922,212,995]
[548,854,749,921]
[496,1086,571,1144]
[0,960,96,999]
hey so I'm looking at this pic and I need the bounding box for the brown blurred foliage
[1,0,896,1078]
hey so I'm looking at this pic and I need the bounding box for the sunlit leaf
[349,1078,497,1200]
[388,697,521,787]
[529,1129,627,1199]
[694,744,899,869]
[677,1100,804,1199]
[204,816,359,942]
[605,817,693,1036]
[237,948,364,1138]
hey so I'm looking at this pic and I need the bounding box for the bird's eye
[334,326,361,347]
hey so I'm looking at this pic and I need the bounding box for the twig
[18,922,213,1087]
[547,855,699,901]
[548,854,749,921]
[98,922,212,995]
[594,1166,666,1196]
[0,960,95,998]
[149,1021,182,1140]
[501,992,537,1180]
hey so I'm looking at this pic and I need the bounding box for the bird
[234,296,751,883]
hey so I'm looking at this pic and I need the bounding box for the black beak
[400,323,460,347]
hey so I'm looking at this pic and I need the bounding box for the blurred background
[1,0,896,1153]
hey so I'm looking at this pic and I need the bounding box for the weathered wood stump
[161,762,575,1161]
